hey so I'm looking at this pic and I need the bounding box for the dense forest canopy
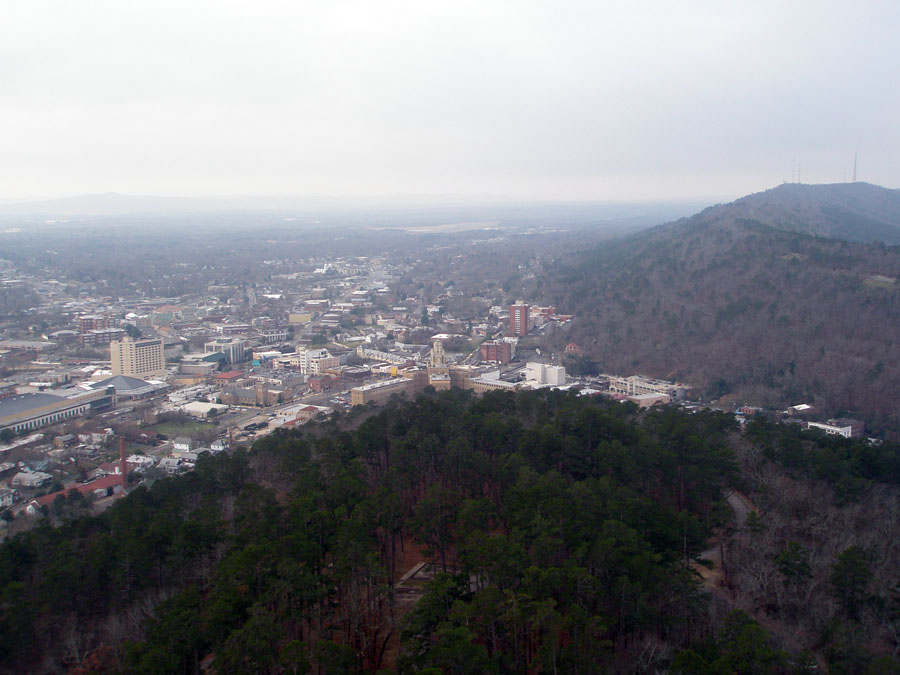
[2,389,900,673]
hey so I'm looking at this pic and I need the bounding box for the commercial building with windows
[350,378,412,406]
[204,337,247,364]
[81,328,127,347]
[111,336,166,379]
[88,375,168,401]
[806,419,865,439]
[605,374,690,400]
[480,340,512,364]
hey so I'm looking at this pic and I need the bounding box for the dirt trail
[693,490,756,585]
[692,491,826,670]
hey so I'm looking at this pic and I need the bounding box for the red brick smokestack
[119,437,128,490]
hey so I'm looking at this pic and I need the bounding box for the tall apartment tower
[110,336,166,379]
[509,300,530,337]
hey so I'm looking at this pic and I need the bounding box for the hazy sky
[1,1,898,202]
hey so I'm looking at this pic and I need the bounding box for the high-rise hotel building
[110,336,166,379]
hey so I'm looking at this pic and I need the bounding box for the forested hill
[4,389,900,672]
[694,182,900,245]
[544,182,900,431]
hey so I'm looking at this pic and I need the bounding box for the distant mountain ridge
[688,182,900,244]
[543,182,900,431]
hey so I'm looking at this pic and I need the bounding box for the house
[170,451,204,468]
[173,437,193,452]
[78,431,112,445]
[0,487,19,508]
[565,342,581,354]
[98,455,156,476]
[54,434,77,448]
[25,474,126,515]
[11,471,53,489]
[158,457,187,475]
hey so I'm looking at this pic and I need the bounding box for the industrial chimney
[119,437,128,490]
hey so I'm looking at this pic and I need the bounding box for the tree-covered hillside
[542,184,900,432]
[2,390,900,673]
[711,182,900,245]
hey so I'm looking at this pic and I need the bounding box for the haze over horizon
[2,1,898,203]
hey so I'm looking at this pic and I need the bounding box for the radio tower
[852,153,857,183]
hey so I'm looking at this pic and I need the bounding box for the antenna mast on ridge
[852,152,857,183]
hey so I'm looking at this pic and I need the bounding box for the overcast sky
[1,1,898,203]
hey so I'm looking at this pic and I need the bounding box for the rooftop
[353,378,408,392]
[90,375,164,393]
[0,392,67,416]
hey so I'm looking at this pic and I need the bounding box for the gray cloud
[1,0,897,202]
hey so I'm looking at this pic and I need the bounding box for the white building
[806,419,864,439]
[173,437,193,452]
[296,348,330,374]
[11,471,53,488]
[525,362,566,386]
[204,338,247,364]
[159,457,187,475]
[356,347,412,365]
[605,374,688,399]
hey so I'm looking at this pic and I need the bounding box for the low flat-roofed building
[87,375,168,401]
[179,360,219,377]
[0,340,57,351]
[467,371,521,394]
[356,347,414,365]
[80,328,126,347]
[428,373,452,390]
[259,329,289,343]
[288,312,313,325]
[0,388,112,434]
[350,378,412,406]
[11,470,53,488]
[183,401,229,417]
[626,392,669,408]
[325,365,370,382]
[220,383,283,407]
[605,374,689,400]
[806,418,865,439]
